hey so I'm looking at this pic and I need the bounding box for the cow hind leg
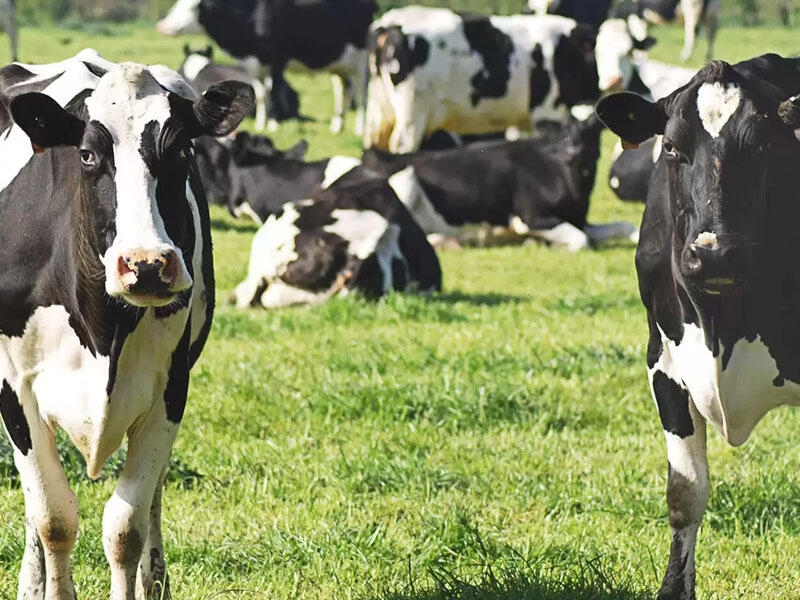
[650,365,709,600]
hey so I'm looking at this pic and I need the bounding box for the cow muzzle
[681,234,748,297]
[111,248,192,307]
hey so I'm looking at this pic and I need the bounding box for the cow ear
[285,139,308,160]
[633,36,657,51]
[778,95,800,142]
[192,81,255,137]
[595,91,667,146]
[230,131,280,166]
[10,92,85,152]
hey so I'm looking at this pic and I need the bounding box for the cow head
[10,64,253,307]
[595,18,656,93]
[229,131,308,167]
[596,57,800,298]
[156,0,202,35]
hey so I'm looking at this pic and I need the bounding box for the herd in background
[150,0,719,309]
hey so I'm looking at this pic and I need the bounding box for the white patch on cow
[633,58,695,101]
[532,222,589,251]
[696,82,742,139]
[694,231,718,249]
[595,19,634,92]
[259,280,334,308]
[509,215,530,235]
[388,166,454,235]
[324,209,391,260]
[652,135,663,162]
[611,140,624,161]
[233,201,264,226]
[156,0,202,35]
[321,155,361,188]
[609,176,620,189]
[85,64,192,299]
[626,14,650,42]
[180,53,211,83]
[660,323,800,446]
[525,0,553,14]
[570,104,595,122]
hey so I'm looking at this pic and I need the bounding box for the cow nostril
[685,245,702,273]
[160,250,180,285]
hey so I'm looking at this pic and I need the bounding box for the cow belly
[666,324,800,445]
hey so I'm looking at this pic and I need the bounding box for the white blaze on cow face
[156,0,202,35]
[85,64,193,305]
[696,81,742,138]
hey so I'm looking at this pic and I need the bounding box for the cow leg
[584,221,640,244]
[251,78,267,132]
[650,354,709,600]
[531,222,590,251]
[103,407,178,600]
[136,466,169,600]
[704,15,719,61]
[679,5,699,62]
[12,417,79,600]
[330,74,346,134]
[388,107,427,153]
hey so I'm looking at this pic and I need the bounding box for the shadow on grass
[210,217,259,234]
[431,291,528,307]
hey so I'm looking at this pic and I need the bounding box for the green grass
[2,20,800,600]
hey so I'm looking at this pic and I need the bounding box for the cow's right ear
[192,81,255,138]
[285,139,308,161]
[10,92,85,152]
[595,92,667,147]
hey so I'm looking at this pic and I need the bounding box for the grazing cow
[0,0,16,61]
[362,109,638,250]
[194,132,360,223]
[0,49,252,598]
[596,53,800,599]
[156,0,376,133]
[523,0,614,29]
[364,8,601,152]
[231,176,442,308]
[615,0,722,62]
[180,45,268,130]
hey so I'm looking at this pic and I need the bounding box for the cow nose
[117,249,182,292]
[682,242,746,295]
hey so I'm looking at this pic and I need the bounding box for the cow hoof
[330,115,344,134]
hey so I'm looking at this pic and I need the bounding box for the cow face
[156,0,202,35]
[597,60,800,299]
[595,19,656,92]
[10,65,253,307]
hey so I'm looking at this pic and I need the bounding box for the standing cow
[596,53,800,599]
[157,0,376,133]
[364,8,600,152]
[0,49,252,598]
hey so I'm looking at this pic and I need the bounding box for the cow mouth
[699,276,742,296]
[121,289,182,308]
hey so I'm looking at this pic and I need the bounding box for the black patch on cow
[377,26,430,87]
[391,257,408,291]
[529,44,551,111]
[163,320,191,424]
[773,375,785,387]
[0,380,31,455]
[187,159,215,368]
[552,26,599,108]
[106,305,145,398]
[458,13,513,106]
[652,370,694,438]
[81,61,108,79]
[659,529,689,597]
[350,253,384,299]
[283,229,349,292]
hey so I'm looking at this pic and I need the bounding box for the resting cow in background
[362,110,638,250]
[364,8,601,152]
[523,0,614,29]
[179,45,268,130]
[596,53,800,599]
[615,0,722,62]
[231,176,442,308]
[0,49,252,598]
[157,0,376,133]
[194,132,360,223]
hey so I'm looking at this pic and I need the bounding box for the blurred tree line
[15,0,799,26]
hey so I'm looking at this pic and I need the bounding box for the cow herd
[6,1,800,600]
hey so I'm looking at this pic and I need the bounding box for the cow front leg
[103,409,178,600]
[136,465,169,599]
[650,367,709,600]
[330,74,346,134]
[12,420,79,600]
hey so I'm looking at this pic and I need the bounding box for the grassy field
[2,20,800,600]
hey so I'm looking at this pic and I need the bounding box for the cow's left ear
[595,91,667,147]
[632,36,657,51]
[10,92,86,152]
[191,81,255,138]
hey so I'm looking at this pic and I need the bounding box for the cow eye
[662,140,686,163]
[79,149,97,167]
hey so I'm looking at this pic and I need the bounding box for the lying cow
[363,109,638,250]
[596,53,800,599]
[0,48,251,598]
[157,0,376,133]
[615,0,721,62]
[231,175,442,308]
[364,8,601,152]
[193,132,360,223]
[179,45,268,130]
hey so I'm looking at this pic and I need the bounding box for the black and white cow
[362,109,638,250]
[523,0,614,30]
[0,49,252,598]
[179,45,268,130]
[231,175,442,308]
[364,8,601,152]
[156,0,376,133]
[0,0,16,61]
[194,132,360,223]
[596,53,800,599]
[615,0,721,62]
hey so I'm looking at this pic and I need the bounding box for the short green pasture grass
[3,20,800,600]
